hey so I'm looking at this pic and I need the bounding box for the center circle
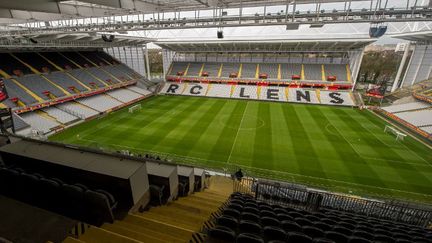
[218,114,265,130]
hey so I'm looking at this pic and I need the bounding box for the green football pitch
[49,95,432,203]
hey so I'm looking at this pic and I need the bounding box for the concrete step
[79,227,142,243]
[63,236,85,243]
[102,223,167,243]
[114,221,182,242]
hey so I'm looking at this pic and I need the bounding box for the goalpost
[384,125,407,141]
[128,104,142,113]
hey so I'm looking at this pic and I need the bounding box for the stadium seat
[208,226,236,242]
[242,212,260,222]
[83,190,115,225]
[348,236,371,243]
[239,220,262,234]
[282,221,302,232]
[261,216,281,227]
[237,233,265,243]
[263,226,287,241]
[217,215,238,230]
[223,208,241,218]
[303,226,325,238]
[326,231,349,243]
[288,232,314,243]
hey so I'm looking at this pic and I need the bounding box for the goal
[384,125,407,141]
[128,104,142,113]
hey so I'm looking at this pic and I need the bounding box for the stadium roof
[0,33,153,50]
[0,0,365,24]
[155,38,376,53]
[392,31,432,43]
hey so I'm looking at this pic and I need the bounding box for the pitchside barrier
[234,177,432,227]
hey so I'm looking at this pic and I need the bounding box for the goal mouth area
[384,125,407,141]
[128,104,142,113]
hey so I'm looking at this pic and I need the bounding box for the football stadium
[0,0,431,243]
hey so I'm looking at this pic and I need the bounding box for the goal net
[384,125,407,141]
[128,104,142,113]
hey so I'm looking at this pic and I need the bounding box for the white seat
[206,84,232,98]
[107,88,143,103]
[259,86,286,102]
[232,85,258,100]
[42,107,79,124]
[288,88,319,104]
[320,91,355,106]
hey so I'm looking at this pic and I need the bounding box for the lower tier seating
[127,86,152,95]
[395,109,432,127]
[42,107,79,124]
[382,101,431,113]
[107,88,143,103]
[160,83,356,107]
[76,95,123,112]
[56,102,99,119]
[208,193,432,243]
[19,112,60,133]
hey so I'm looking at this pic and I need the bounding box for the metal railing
[235,177,432,227]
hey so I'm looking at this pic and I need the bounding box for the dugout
[194,168,206,192]
[146,162,179,204]
[177,165,195,196]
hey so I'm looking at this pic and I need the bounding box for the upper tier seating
[394,109,432,127]
[304,64,323,81]
[56,102,99,119]
[15,74,66,98]
[208,193,432,243]
[86,67,119,84]
[203,63,221,77]
[259,64,279,79]
[13,52,56,73]
[38,52,78,70]
[43,72,89,92]
[169,62,188,75]
[280,63,302,80]
[102,65,129,81]
[0,53,32,75]
[325,64,348,81]
[42,107,79,124]
[106,88,143,103]
[3,79,38,104]
[19,112,60,133]
[221,63,240,78]
[241,64,257,79]
[186,62,202,76]
[76,95,123,112]
[382,101,431,113]
[67,69,106,88]
[168,62,351,83]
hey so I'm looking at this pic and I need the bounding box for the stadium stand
[186,62,202,77]
[42,107,80,125]
[203,63,221,77]
[127,86,152,96]
[76,95,123,113]
[43,71,90,92]
[167,61,351,84]
[56,102,99,119]
[394,109,432,127]
[106,88,143,103]
[221,63,240,78]
[304,64,323,81]
[11,113,30,131]
[161,82,356,106]
[207,192,432,243]
[169,62,188,76]
[19,112,61,133]
[15,74,68,98]
[382,101,431,113]
[2,79,39,105]
[241,63,258,79]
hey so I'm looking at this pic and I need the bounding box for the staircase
[67,175,233,243]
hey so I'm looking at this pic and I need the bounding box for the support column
[351,49,365,91]
[144,44,151,80]
[391,42,410,92]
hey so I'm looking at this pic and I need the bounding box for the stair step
[114,221,181,242]
[148,206,211,222]
[189,193,227,204]
[126,214,193,240]
[136,211,200,231]
[102,223,167,243]
[164,202,218,217]
[174,200,221,213]
[79,227,143,243]
[178,196,223,208]
[63,236,85,243]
